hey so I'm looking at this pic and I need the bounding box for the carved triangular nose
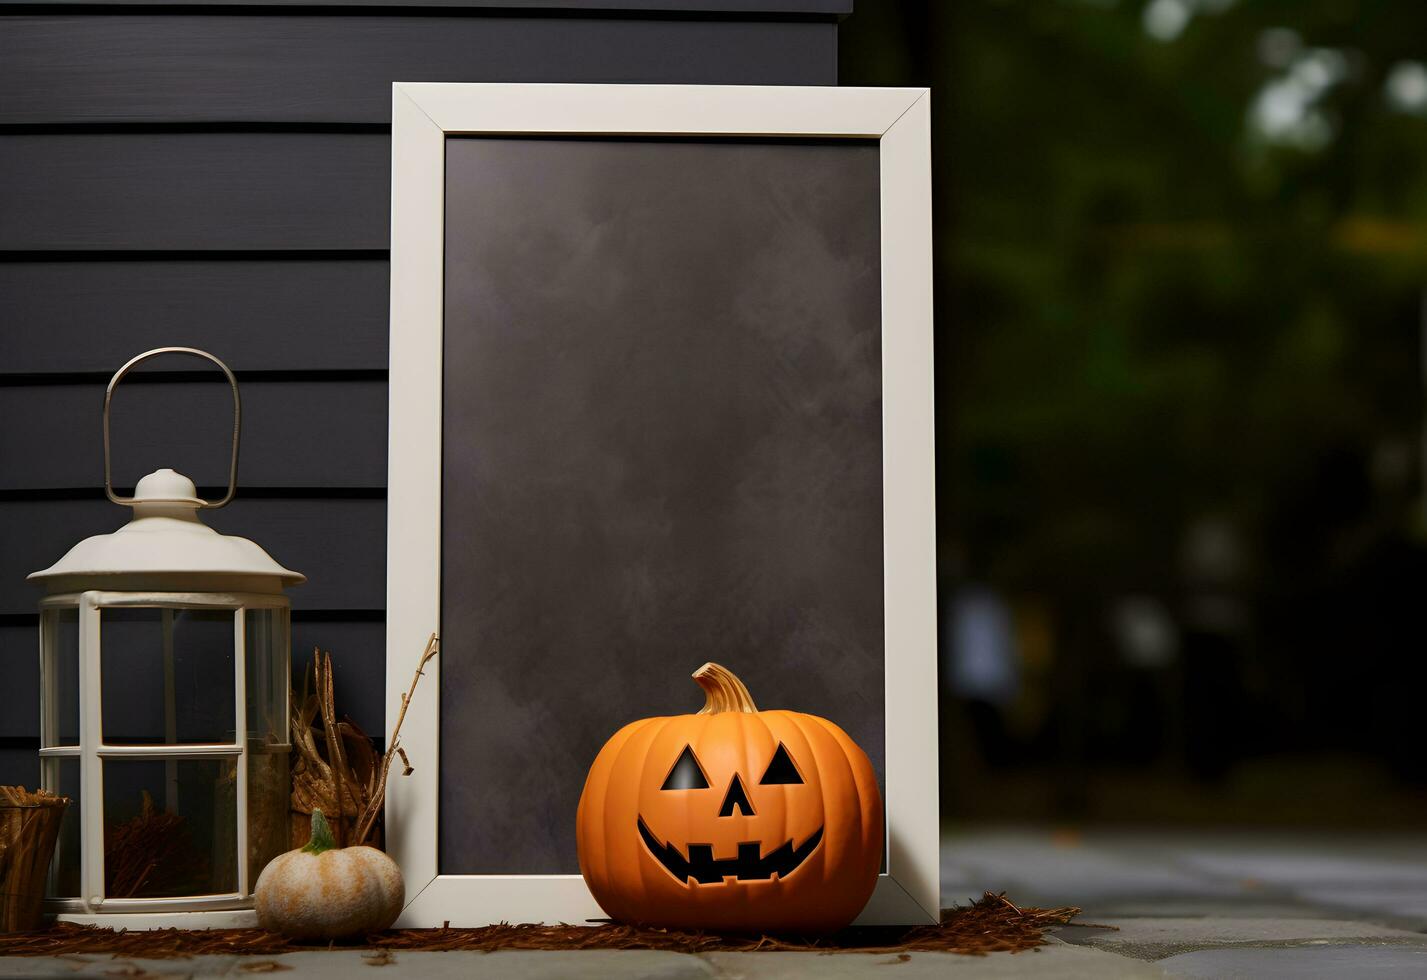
[718,773,756,817]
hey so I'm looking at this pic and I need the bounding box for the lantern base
[56,908,259,930]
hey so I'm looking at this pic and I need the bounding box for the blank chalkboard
[438,136,884,875]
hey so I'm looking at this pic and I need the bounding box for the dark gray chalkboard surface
[439,136,884,875]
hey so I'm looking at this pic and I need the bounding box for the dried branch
[289,636,438,849]
[353,634,438,845]
[316,654,350,847]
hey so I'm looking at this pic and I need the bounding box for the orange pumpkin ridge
[576,662,883,932]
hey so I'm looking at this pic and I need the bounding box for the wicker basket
[0,788,68,933]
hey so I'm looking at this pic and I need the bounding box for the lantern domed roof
[28,468,304,595]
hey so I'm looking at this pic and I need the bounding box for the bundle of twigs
[0,893,1082,957]
[290,635,439,848]
[0,786,68,932]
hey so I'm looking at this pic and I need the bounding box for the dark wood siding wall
[0,0,846,785]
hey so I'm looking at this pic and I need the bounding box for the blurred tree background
[842,0,1427,826]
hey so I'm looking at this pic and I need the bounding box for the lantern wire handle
[103,347,241,509]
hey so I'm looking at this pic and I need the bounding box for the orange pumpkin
[576,663,883,932]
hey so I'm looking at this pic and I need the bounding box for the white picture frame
[386,82,937,927]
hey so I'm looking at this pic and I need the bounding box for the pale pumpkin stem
[303,808,338,855]
[693,663,758,714]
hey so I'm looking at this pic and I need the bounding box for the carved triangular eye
[661,745,710,790]
[759,743,803,785]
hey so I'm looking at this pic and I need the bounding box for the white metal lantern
[27,348,303,928]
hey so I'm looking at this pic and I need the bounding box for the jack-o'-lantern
[576,663,882,932]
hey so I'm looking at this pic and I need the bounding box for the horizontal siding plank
[0,15,837,125]
[0,133,389,251]
[0,260,389,374]
[290,619,387,737]
[0,380,388,490]
[0,497,386,614]
[0,626,38,739]
[0,749,37,793]
[1,618,386,750]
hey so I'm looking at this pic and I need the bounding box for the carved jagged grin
[637,817,823,884]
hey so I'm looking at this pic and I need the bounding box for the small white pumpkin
[255,809,404,940]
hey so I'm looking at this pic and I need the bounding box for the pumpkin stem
[302,808,339,855]
[693,663,758,714]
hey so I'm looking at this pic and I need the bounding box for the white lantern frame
[38,591,291,920]
[29,347,303,928]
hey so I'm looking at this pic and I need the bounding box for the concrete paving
[706,946,1162,977]
[0,947,1163,979]
[941,826,1427,927]
[5,828,1427,977]
[1158,945,1427,978]
[940,826,1427,977]
[1057,916,1427,959]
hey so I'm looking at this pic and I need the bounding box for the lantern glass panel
[41,755,80,897]
[244,608,288,742]
[40,607,80,747]
[99,609,236,745]
[102,757,238,899]
[244,607,290,886]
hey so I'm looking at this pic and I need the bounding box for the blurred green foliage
[847,0,1427,593]
[843,1,1427,812]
